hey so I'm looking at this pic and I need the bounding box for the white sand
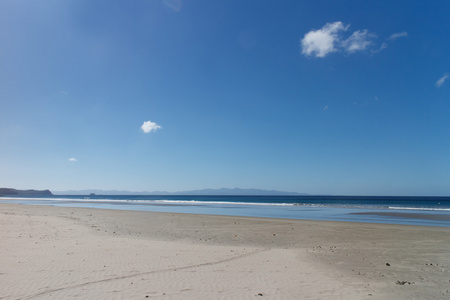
[1,204,449,299]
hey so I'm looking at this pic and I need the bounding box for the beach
[1,203,449,299]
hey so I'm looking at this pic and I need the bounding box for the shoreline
[1,203,450,299]
[2,197,450,228]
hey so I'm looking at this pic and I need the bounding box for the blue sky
[1,0,449,195]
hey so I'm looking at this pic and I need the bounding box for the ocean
[1,195,450,227]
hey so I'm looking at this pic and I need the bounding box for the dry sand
[1,203,449,299]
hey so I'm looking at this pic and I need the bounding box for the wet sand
[1,203,450,299]
[353,211,450,222]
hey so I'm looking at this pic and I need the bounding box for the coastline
[2,195,450,227]
[1,203,450,299]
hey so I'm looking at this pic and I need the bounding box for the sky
[1,0,449,196]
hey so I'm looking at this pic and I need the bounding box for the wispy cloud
[301,22,375,57]
[436,74,449,88]
[301,22,408,58]
[389,32,408,41]
[373,31,408,53]
[353,96,379,107]
[141,121,162,133]
[69,158,77,162]
[342,29,375,53]
[163,0,182,12]
[376,42,388,52]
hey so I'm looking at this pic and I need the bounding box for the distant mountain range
[0,188,53,196]
[53,188,307,196]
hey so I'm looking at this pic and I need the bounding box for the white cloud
[301,22,376,57]
[389,32,408,40]
[342,30,374,53]
[436,74,449,88]
[69,158,77,162]
[301,22,348,57]
[141,120,162,133]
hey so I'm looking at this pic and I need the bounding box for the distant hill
[0,188,53,196]
[53,188,306,196]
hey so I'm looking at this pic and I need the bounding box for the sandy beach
[1,203,449,299]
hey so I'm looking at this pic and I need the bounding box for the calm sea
[2,195,450,227]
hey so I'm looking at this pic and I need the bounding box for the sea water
[1,195,450,227]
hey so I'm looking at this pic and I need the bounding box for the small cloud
[436,74,449,88]
[389,32,408,41]
[323,105,329,111]
[301,22,348,58]
[141,120,162,133]
[301,22,376,58]
[69,158,77,162]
